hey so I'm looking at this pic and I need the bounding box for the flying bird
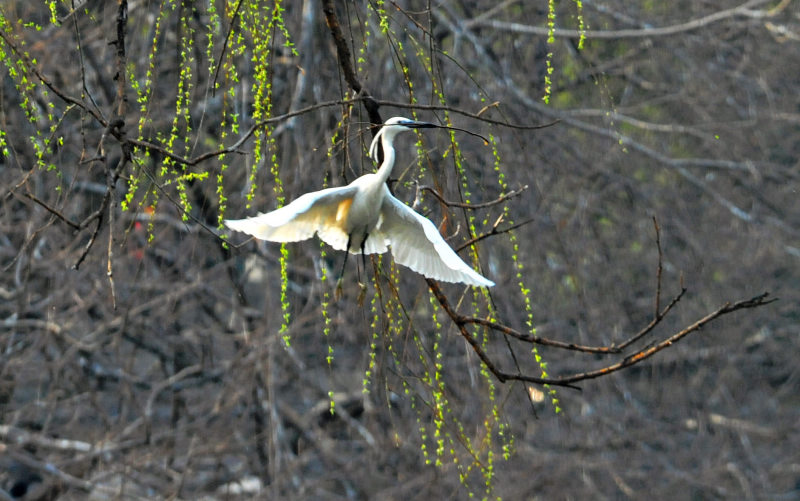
[225,117,494,287]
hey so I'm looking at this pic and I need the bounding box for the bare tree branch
[549,292,775,385]
[417,183,529,210]
[455,217,534,252]
[320,0,382,127]
[432,270,773,387]
[466,0,777,39]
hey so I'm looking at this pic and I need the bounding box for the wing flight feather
[225,186,359,251]
[379,189,494,286]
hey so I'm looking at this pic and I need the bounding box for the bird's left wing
[378,189,494,287]
[225,185,359,251]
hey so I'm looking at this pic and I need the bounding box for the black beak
[402,120,438,129]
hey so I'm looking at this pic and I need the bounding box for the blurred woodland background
[0,0,797,499]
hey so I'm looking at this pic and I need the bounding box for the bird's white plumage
[375,187,494,286]
[225,117,493,287]
[225,186,358,250]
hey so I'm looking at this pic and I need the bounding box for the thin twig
[211,0,245,96]
[456,217,534,252]
[462,316,620,353]
[461,287,686,354]
[0,26,107,127]
[74,213,103,270]
[466,0,774,39]
[547,293,776,385]
[419,183,528,210]
[72,11,105,122]
[7,451,93,493]
[126,98,361,167]
[376,99,559,131]
[107,197,116,309]
[21,192,80,230]
[0,425,94,453]
[653,216,663,317]
[143,364,204,421]
[612,288,686,352]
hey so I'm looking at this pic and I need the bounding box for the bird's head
[383,116,437,130]
[369,117,437,162]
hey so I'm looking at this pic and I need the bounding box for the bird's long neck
[375,134,397,184]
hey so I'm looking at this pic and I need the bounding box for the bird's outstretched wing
[225,186,359,251]
[377,189,494,287]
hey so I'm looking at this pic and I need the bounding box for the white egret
[225,117,494,287]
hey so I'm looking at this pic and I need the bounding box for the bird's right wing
[225,186,359,251]
[378,191,494,287]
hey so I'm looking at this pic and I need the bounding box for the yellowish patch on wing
[335,198,352,223]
